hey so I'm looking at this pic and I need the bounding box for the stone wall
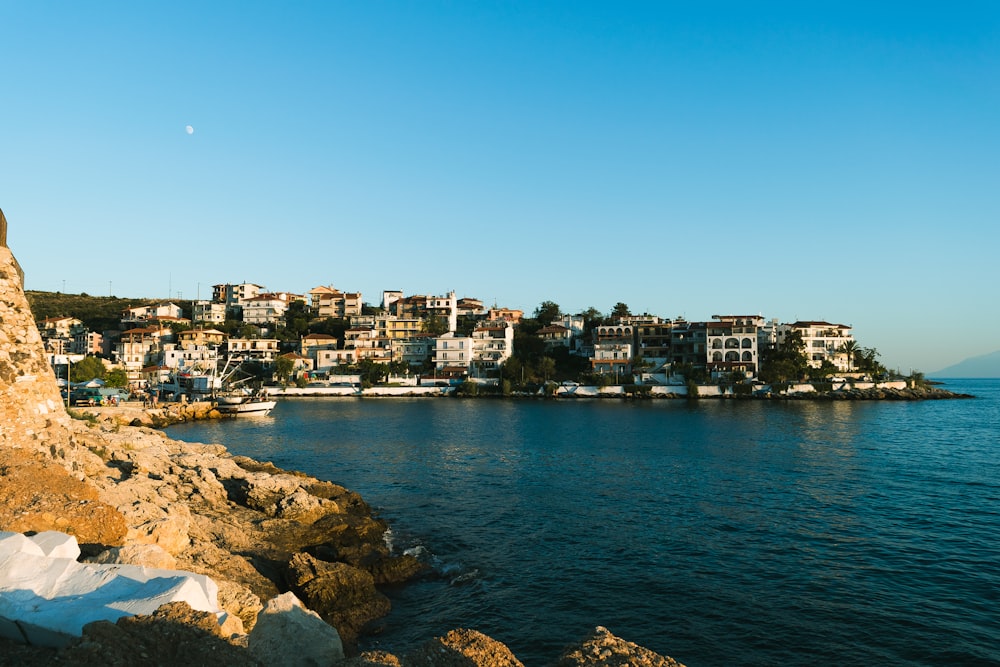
[0,246,72,452]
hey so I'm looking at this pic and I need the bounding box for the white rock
[0,531,228,648]
[29,531,81,559]
[248,592,344,666]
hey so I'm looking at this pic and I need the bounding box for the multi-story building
[224,337,280,364]
[344,328,392,363]
[591,342,633,377]
[376,315,425,340]
[213,283,264,318]
[309,285,362,319]
[669,320,707,369]
[176,328,227,350]
[471,322,514,375]
[382,290,403,312]
[192,300,227,325]
[706,315,765,378]
[121,303,184,328]
[486,307,523,324]
[39,316,82,339]
[433,333,474,372]
[72,329,103,356]
[161,344,220,372]
[538,324,574,350]
[635,317,672,363]
[300,333,339,362]
[457,297,485,317]
[777,321,854,371]
[117,326,172,382]
[242,292,301,326]
[389,335,436,369]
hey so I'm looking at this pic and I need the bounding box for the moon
[185,125,194,135]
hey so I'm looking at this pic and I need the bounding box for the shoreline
[70,382,975,430]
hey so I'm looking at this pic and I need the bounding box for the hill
[25,291,187,332]
[930,349,1000,378]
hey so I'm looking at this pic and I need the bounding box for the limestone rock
[555,626,686,667]
[404,628,524,667]
[285,552,390,649]
[67,602,258,667]
[247,592,344,666]
[88,543,177,569]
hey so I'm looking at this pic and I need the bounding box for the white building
[591,342,633,377]
[192,300,227,325]
[471,322,514,375]
[706,315,765,379]
[225,337,280,364]
[777,321,855,372]
[121,303,184,328]
[213,283,264,318]
[243,292,299,325]
[434,332,474,371]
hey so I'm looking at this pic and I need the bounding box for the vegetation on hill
[25,291,192,333]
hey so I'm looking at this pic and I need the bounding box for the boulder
[555,626,686,667]
[247,592,344,666]
[284,552,390,649]
[404,628,524,667]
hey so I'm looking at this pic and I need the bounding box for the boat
[213,359,276,416]
[215,390,276,416]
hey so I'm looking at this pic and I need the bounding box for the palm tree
[840,340,860,372]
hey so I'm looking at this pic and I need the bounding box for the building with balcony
[471,322,514,375]
[778,321,854,371]
[309,285,362,319]
[706,315,765,378]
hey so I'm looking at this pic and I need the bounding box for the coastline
[1,248,687,665]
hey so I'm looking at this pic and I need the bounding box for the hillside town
[37,281,885,399]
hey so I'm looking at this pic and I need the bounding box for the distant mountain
[930,350,1000,378]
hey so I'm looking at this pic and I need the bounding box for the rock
[0,447,127,547]
[88,543,177,569]
[247,592,344,666]
[0,531,230,648]
[65,602,259,667]
[555,626,686,667]
[404,628,524,667]
[284,552,390,649]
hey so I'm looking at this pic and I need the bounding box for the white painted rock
[248,592,344,666]
[0,531,229,648]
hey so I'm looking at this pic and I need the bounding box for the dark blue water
[168,380,1000,666]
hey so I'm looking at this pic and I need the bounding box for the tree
[759,331,808,383]
[538,356,556,383]
[422,315,449,335]
[611,302,631,320]
[534,301,561,325]
[71,356,106,383]
[274,356,295,386]
[105,368,128,388]
[578,307,604,334]
[840,340,860,372]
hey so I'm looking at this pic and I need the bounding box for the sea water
[168,379,1000,666]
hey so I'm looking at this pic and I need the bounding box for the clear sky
[2,2,997,373]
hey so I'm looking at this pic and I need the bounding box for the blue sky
[2,2,997,373]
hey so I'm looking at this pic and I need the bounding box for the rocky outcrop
[404,628,525,667]
[555,626,685,667]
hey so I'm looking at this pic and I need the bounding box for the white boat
[212,359,277,416]
[215,393,276,416]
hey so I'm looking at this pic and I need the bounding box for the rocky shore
[0,244,687,665]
